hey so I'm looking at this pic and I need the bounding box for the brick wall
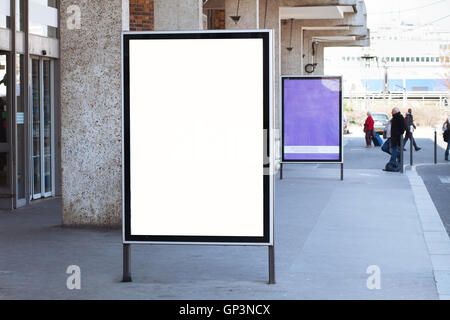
[211,10,225,30]
[130,0,154,31]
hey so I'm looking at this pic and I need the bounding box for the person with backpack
[443,117,450,161]
[384,107,406,172]
[382,119,392,155]
[364,111,374,148]
[403,108,421,151]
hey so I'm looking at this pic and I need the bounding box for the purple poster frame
[281,76,343,163]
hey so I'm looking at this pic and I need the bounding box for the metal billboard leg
[122,244,132,282]
[279,163,283,180]
[268,245,275,284]
[340,163,344,181]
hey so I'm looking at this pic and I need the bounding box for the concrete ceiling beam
[279,0,356,7]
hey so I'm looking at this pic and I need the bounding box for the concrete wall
[60,0,123,226]
[280,19,303,75]
[225,0,259,29]
[154,0,203,30]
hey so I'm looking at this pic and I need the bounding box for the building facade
[0,0,59,210]
[0,0,369,225]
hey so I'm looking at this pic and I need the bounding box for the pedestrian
[384,107,406,172]
[443,116,450,162]
[403,108,421,151]
[364,111,374,148]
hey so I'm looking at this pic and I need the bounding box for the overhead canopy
[280,5,355,20]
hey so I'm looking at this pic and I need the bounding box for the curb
[407,167,450,300]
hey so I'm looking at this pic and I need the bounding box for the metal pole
[410,134,413,166]
[122,244,132,282]
[24,0,30,205]
[279,163,283,180]
[400,135,404,173]
[268,245,275,284]
[434,130,437,164]
[340,163,344,181]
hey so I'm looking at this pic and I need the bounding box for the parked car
[343,114,350,134]
[372,113,390,135]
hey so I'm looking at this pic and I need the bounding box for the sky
[365,0,450,30]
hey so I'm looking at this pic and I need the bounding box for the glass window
[16,0,23,31]
[31,59,41,196]
[29,0,58,38]
[16,54,25,199]
[421,57,425,62]
[401,57,405,62]
[436,57,440,62]
[0,1,11,28]
[0,55,7,144]
[0,54,8,194]
[431,57,435,62]
[43,60,52,193]
[426,57,430,62]
[406,57,410,62]
[396,57,400,62]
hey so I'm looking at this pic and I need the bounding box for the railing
[344,91,449,101]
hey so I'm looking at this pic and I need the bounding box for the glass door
[30,58,54,200]
[42,60,53,197]
[16,54,26,206]
[31,59,41,198]
[0,52,11,209]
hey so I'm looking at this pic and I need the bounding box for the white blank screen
[129,38,265,237]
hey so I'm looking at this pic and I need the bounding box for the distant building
[325,21,449,93]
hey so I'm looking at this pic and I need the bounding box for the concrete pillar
[154,0,203,30]
[225,0,259,29]
[280,19,302,75]
[60,1,123,226]
[314,43,325,75]
[259,0,281,161]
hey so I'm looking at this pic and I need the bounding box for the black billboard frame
[122,30,275,283]
[280,76,344,180]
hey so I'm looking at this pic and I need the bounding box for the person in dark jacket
[444,117,450,161]
[388,107,406,167]
[403,108,421,151]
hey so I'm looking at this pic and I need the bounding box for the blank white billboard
[123,31,273,245]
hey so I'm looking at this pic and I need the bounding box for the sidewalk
[0,135,449,299]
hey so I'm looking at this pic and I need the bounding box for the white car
[372,113,390,135]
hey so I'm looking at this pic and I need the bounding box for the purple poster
[282,77,342,162]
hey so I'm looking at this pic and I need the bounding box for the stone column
[154,0,203,30]
[259,0,282,162]
[60,1,123,226]
[280,19,302,75]
[225,0,259,29]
